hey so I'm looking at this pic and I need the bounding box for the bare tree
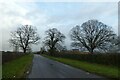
[9,25,40,53]
[116,36,120,45]
[44,28,65,55]
[70,20,116,54]
[40,45,46,54]
[117,36,120,53]
[112,35,120,53]
[56,44,67,52]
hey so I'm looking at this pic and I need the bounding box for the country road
[28,54,104,78]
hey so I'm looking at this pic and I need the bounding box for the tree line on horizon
[9,19,120,54]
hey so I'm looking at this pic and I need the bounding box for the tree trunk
[49,48,55,56]
[23,48,26,53]
[89,49,94,54]
[49,46,55,56]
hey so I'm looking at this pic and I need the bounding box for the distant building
[72,49,79,51]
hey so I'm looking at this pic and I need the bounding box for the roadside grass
[2,53,33,78]
[42,54,119,79]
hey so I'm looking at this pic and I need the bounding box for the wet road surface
[28,54,104,78]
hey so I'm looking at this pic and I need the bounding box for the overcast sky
[0,0,119,51]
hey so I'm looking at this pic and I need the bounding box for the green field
[2,54,33,78]
[42,54,119,79]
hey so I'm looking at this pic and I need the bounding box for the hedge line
[2,52,27,64]
[44,51,119,67]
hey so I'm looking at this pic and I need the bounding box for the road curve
[28,54,104,78]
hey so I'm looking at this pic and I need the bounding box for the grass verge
[42,54,119,79]
[2,53,33,78]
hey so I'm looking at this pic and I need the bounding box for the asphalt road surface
[28,54,104,78]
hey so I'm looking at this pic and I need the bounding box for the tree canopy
[70,20,116,53]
